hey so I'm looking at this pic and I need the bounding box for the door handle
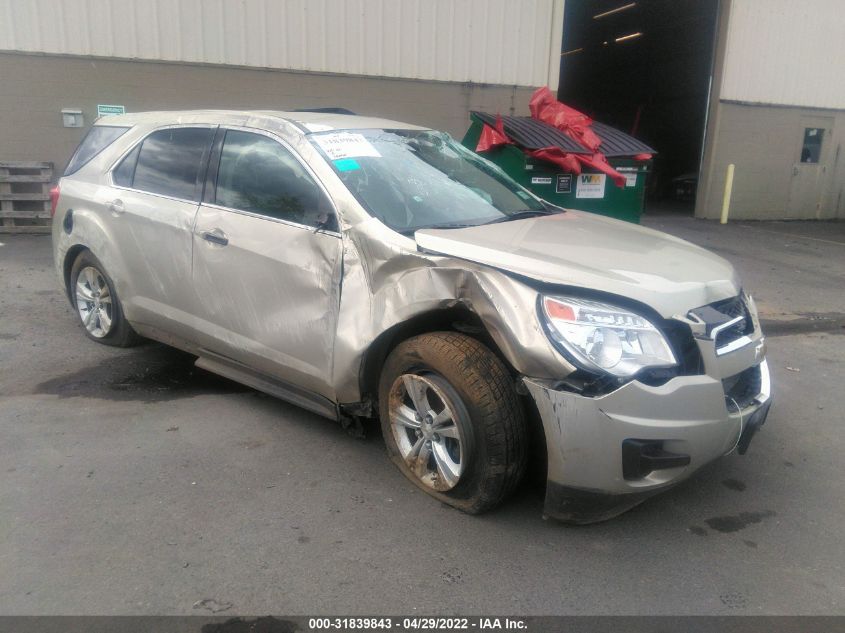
[107,199,125,214]
[201,228,229,246]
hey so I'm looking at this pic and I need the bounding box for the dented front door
[190,127,343,400]
[191,207,342,399]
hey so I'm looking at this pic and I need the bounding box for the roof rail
[293,107,357,115]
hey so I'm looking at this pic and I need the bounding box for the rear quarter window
[112,144,141,188]
[64,125,130,176]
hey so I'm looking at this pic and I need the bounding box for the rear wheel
[378,332,527,514]
[70,251,141,347]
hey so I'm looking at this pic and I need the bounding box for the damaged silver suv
[52,110,771,523]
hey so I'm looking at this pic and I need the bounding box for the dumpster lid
[588,121,656,157]
[471,111,655,157]
[472,112,589,154]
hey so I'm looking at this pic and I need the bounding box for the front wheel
[378,332,527,514]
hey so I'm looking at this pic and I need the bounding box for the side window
[64,125,130,176]
[215,130,335,229]
[131,127,212,200]
[112,144,140,187]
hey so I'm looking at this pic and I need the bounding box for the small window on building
[64,125,130,176]
[215,130,335,229]
[132,127,212,201]
[800,128,824,163]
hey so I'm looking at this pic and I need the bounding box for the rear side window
[112,144,140,187]
[215,130,335,229]
[124,127,213,201]
[64,126,129,176]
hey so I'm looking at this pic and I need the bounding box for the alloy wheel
[388,373,466,491]
[75,266,114,338]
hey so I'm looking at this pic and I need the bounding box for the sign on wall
[575,173,606,198]
[617,167,638,187]
[556,174,572,193]
[97,104,126,117]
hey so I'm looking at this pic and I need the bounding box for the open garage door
[558,0,720,213]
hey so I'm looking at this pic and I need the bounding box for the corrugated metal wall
[720,0,845,110]
[0,0,563,88]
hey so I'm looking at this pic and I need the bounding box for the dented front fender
[331,217,576,404]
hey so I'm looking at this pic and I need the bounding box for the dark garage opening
[558,0,720,212]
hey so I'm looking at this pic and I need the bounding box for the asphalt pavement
[0,215,843,615]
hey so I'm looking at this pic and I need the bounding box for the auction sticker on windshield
[314,132,382,160]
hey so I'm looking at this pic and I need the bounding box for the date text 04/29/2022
[307,617,528,630]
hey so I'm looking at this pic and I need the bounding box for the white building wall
[720,0,845,110]
[0,0,564,88]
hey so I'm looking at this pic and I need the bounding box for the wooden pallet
[0,161,54,233]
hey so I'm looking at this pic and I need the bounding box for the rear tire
[378,332,527,514]
[70,250,142,347]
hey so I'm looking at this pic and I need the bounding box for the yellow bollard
[720,163,735,224]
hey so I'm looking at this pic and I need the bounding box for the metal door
[190,128,343,400]
[787,117,834,219]
[107,125,214,337]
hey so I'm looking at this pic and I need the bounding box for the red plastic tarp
[528,87,603,153]
[475,115,511,153]
[528,87,627,188]
[475,87,649,189]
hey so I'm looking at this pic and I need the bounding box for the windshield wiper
[405,222,480,235]
[480,208,561,225]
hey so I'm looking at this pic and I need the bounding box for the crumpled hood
[415,210,740,318]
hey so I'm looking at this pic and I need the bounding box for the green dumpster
[462,112,654,224]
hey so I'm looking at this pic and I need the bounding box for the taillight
[49,185,60,217]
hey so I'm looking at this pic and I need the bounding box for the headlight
[540,295,677,378]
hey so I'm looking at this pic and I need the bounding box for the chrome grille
[688,295,754,353]
[712,297,752,349]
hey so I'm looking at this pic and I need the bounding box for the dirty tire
[378,332,527,514]
[70,250,142,347]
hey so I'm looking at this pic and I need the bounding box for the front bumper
[524,358,771,524]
